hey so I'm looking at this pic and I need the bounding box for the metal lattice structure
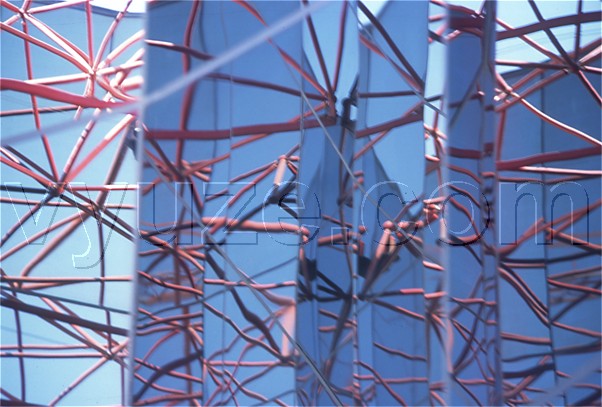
[1,1,141,404]
[1,0,600,406]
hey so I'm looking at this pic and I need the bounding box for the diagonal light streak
[278,2,421,256]
[1,0,328,147]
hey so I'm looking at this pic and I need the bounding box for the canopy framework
[1,0,600,406]
[1,1,142,405]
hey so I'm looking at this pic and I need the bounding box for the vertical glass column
[445,2,502,405]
